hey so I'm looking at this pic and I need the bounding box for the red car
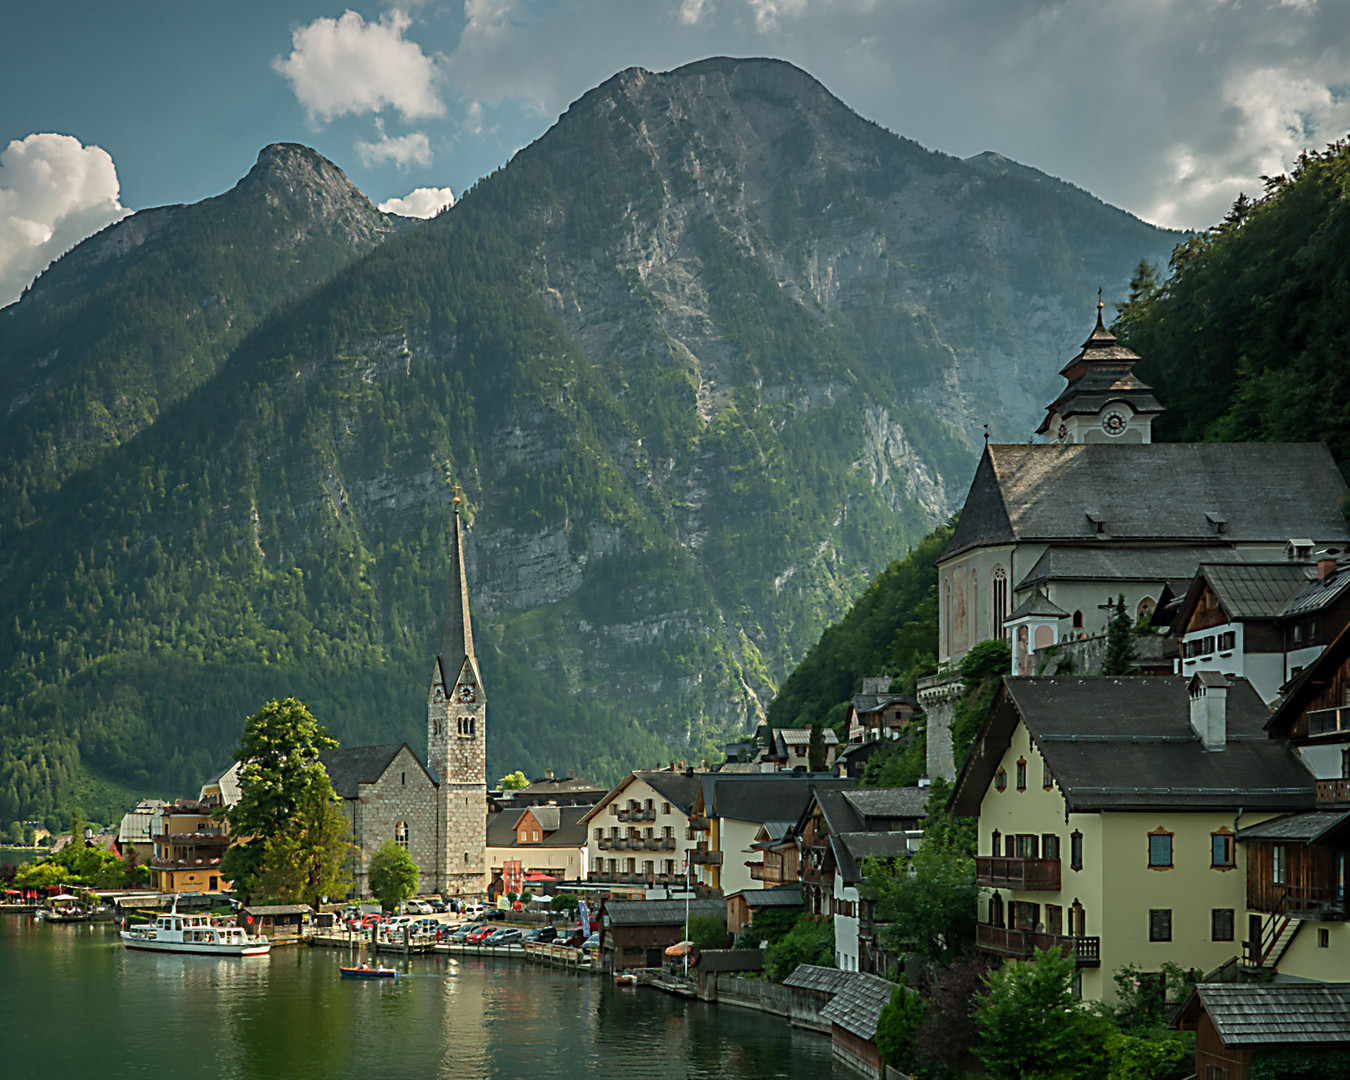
[465,925,498,944]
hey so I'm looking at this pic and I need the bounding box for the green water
[0,915,842,1080]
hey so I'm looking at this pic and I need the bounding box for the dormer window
[1204,511,1227,535]
[1085,511,1107,535]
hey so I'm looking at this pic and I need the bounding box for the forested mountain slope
[0,58,1181,823]
[1119,139,1350,477]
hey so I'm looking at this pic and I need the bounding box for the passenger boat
[121,898,270,956]
[340,964,398,979]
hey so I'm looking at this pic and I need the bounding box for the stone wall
[349,745,439,898]
[916,673,962,782]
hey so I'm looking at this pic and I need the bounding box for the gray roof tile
[1194,983,1350,1045]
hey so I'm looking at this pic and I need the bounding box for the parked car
[465,925,498,944]
[524,926,557,943]
[426,899,448,913]
[411,917,441,935]
[484,927,523,946]
[448,923,482,943]
[402,899,433,915]
[462,903,485,920]
[580,932,600,955]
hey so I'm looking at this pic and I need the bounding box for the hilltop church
[935,300,1349,678]
[321,496,488,898]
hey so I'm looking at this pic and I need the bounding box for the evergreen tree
[1102,594,1137,676]
[807,723,827,772]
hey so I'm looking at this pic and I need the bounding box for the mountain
[0,144,406,518]
[0,58,1181,825]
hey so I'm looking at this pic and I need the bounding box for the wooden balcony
[975,856,1061,891]
[1316,778,1350,806]
[690,849,722,866]
[618,807,656,822]
[976,924,1100,967]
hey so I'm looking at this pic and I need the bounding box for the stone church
[321,499,488,898]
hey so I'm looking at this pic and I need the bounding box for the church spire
[438,488,476,671]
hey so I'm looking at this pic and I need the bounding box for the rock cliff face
[0,59,1182,817]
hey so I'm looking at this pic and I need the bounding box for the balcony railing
[975,856,1062,891]
[690,849,722,866]
[150,856,223,869]
[976,924,1100,967]
[618,807,656,822]
[1316,778,1350,805]
[1308,706,1350,737]
[688,816,709,831]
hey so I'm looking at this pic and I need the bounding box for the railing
[1282,884,1348,922]
[618,807,656,822]
[1316,778,1350,805]
[163,831,228,842]
[690,849,722,866]
[975,856,1061,891]
[688,816,709,831]
[976,924,1100,966]
[1308,706,1350,737]
[150,856,222,869]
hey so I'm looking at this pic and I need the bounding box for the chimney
[544,768,554,780]
[1189,673,1228,750]
[1318,557,1338,581]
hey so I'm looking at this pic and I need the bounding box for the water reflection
[1,916,843,1080]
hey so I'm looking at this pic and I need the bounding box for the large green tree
[221,698,350,904]
[366,841,419,912]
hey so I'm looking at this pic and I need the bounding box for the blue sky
[2,0,1348,305]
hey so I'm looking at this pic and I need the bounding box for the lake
[0,915,845,1080]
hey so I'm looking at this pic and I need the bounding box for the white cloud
[274,9,444,124]
[678,0,713,26]
[0,133,129,308]
[355,128,434,169]
[378,186,456,217]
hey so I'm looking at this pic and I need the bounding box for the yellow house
[149,800,232,894]
[951,673,1314,1002]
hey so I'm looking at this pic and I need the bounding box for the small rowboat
[614,972,638,986]
[340,964,398,979]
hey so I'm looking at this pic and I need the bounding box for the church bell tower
[428,490,487,896]
[1037,295,1164,444]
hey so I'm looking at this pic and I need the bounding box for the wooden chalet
[598,897,725,971]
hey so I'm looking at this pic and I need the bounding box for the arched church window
[1136,597,1156,622]
[1072,610,1084,630]
[991,566,1009,638]
[941,579,952,656]
[395,821,409,850]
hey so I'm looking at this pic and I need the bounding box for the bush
[875,985,925,1073]
[764,913,834,982]
[687,914,729,950]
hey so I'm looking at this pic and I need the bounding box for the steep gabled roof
[1182,983,1350,1046]
[940,443,1347,563]
[320,743,437,798]
[577,770,701,826]
[818,970,903,1040]
[831,831,915,885]
[1171,563,1315,629]
[843,787,930,822]
[705,774,854,824]
[950,676,1314,815]
[1268,618,1350,737]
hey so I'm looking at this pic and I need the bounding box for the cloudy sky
[2,0,1347,305]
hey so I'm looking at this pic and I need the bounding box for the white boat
[121,899,270,956]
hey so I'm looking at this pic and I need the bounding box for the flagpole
[684,850,690,977]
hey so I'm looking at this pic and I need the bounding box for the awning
[664,940,697,957]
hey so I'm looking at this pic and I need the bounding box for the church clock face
[456,683,476,704]
[1101,410,1128,436]
[432,685,445,703]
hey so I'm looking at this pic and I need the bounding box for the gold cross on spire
[1097,286,1103,311]
[451,480,463,510]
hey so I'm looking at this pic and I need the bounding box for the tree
[367,841,419,912]
[550,892,578,916]
[975,946,1109,1080]
[863,809,977,966]
[807,723,827,772]
[687,913,729,950]
[1102,594,1137,676]
[15,861,65,889]
[222,698,347,904]
[763,913,834,981]
[913,955,990,1077]
[875,984,925,1074]
[498,770,529,790]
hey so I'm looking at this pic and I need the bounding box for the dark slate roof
[516,775,605,798]
[729,885,803,907]
[1172,563,1316,628]
[784,964,854,995]
[1237,810,1350,844]
[776,728,840,747]
[704,775,854,825]
[1188,983,1350,1046]
[1280,563,1350,619]
[1008,589,1070,621]
[832,831,915,885]
[940,443,1348,563]
[486,810,517,847]
[529,806,561,832]
[320,744,435,798]
[638,771,701,813]
[819,971,903,1040]
[1016,546,1244,592]
[813,788,864,834]
[844,787,930,821]
[849,693,917,715]
[603,898,725,927]
[951,676,1315,815]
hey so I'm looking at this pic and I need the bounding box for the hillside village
[11,305,1350,1080]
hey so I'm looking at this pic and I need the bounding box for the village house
[760,727,840,771]
[1233,619,1350,981]
[844,679,919,744]
[950,673,1314,1003]
[688,773,852,896]
[745,821,798,887]
[725,883,802,937]
[783,965,903,1080]
[487,770,605,812]
[148,799,231,894]
[1166,554,1350,703]
[579,769,701,897]
[486,802,590,895]
[117,798,166,865]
